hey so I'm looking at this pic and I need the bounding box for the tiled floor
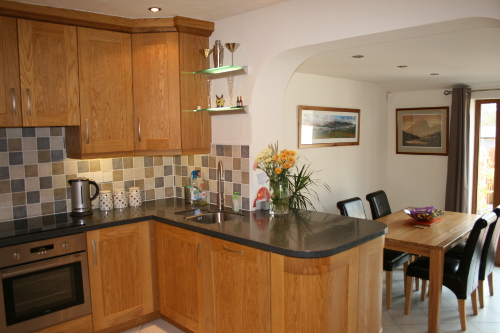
[123,266,500,333]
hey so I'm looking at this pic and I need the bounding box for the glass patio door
[472,99,500,214]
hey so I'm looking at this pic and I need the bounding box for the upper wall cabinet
[18,19,79,126]
[132,32,211,155]
[0,16,21,127]
[66,27,134,159]
[132,33,182,155]
[0,17,79,127]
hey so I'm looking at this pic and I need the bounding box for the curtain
[445,87,471,212]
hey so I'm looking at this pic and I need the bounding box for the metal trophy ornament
[224,43,240,66]
[212,40,224,68]
[200,49,213,108]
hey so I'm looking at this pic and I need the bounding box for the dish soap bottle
[190,171,200,204]
[197,171,207,205]
[233,192,240,213]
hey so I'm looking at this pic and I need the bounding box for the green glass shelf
[193,106,247,115]
[193,66,246,79]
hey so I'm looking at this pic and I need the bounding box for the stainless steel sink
[184,211,243,224]
[175,209,210,217]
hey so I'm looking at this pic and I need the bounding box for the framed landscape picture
[298,105,360,148]
[396,107,449,155]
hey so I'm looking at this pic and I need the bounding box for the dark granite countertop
[0,198,387,258]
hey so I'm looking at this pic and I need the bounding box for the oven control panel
[0,233,87,269]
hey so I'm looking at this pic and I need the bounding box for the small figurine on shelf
[216,94,225,107]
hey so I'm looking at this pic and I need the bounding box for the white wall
[283,73,388,215]
[209,0,500,213]
[387,90,452,212]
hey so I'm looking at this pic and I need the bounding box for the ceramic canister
[113,188,128,208]
[99,190,113,210]
[128,187,142,207]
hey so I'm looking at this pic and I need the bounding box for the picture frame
[396,107,449,155]
[298,105,360,148]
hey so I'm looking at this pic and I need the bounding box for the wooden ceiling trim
[0,1,214,35]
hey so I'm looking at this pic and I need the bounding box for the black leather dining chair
[337,196,411,309]
[444,205,500,308]
[365,190,392,220]
[404,212,496,331]
[336,197,366,219]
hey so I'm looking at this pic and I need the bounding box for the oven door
[0,252,91,333]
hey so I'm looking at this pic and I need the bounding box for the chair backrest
[457,212,496,297]
[480,205,500,280]
[337,197,366,219]
[365,190,391,219]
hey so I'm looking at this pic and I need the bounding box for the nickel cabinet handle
[197,243,201,270]
[91,240,97,266]
[138,118,142,141]
[223,245,244,255]
[86,119,90,144]
[11,88,16,115]
[26,88,31,116]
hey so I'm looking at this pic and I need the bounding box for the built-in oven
[0,233,91,333]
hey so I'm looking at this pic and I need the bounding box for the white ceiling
[296,26,500,92]
[12,0,500,93]
[14,0,289,21]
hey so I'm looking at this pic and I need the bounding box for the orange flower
[275,167,282,174]
[283,162,292,169]
[287,156,295,164]
[273,154,279,161]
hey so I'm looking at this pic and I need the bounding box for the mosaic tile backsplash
[0,127,250,222]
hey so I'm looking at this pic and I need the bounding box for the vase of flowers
[253,142,330,214]
[253,143,297,215]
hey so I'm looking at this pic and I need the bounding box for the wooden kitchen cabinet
[86,221,158,332]
[132,32,211,156]
[0,17,79,127]
[156,222,210,333]
[156,223,271,333]
[270,237,384,333]
[0,16,21,127]
[208,237,271,333]
[18,19,79,127]
[66,27,134,159]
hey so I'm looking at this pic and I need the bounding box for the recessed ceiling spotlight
[352,55,364,58]
[149,7,161,12]
[430,73,439,75]
[397,65,408,68]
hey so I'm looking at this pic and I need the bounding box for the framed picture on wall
[396,107,449,155]
[298,105,360,148]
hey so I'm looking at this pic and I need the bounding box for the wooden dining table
[376,209,481,333]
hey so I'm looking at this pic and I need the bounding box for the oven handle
[1,253,85,278]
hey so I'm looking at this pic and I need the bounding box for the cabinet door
[132,33,182,154]
[77,27,134,156]
[179,33,211,154]
[86,221,157,331]
[18,19,79,126]
[0,16,21,127]
[209,238,271,333]
[156,222,209,332]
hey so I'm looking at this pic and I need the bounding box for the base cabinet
[209,238,271,333]
[86,221,158,332]
[155,223,271,333]
[156,222,210,333]
[270,236,384,333]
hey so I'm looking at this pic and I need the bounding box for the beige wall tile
[10,165,25,179]
[25,177,40,191]
[40,189,54,203]
[39,163,52,177]
[27,203,42,218]
[101,158,113,172]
